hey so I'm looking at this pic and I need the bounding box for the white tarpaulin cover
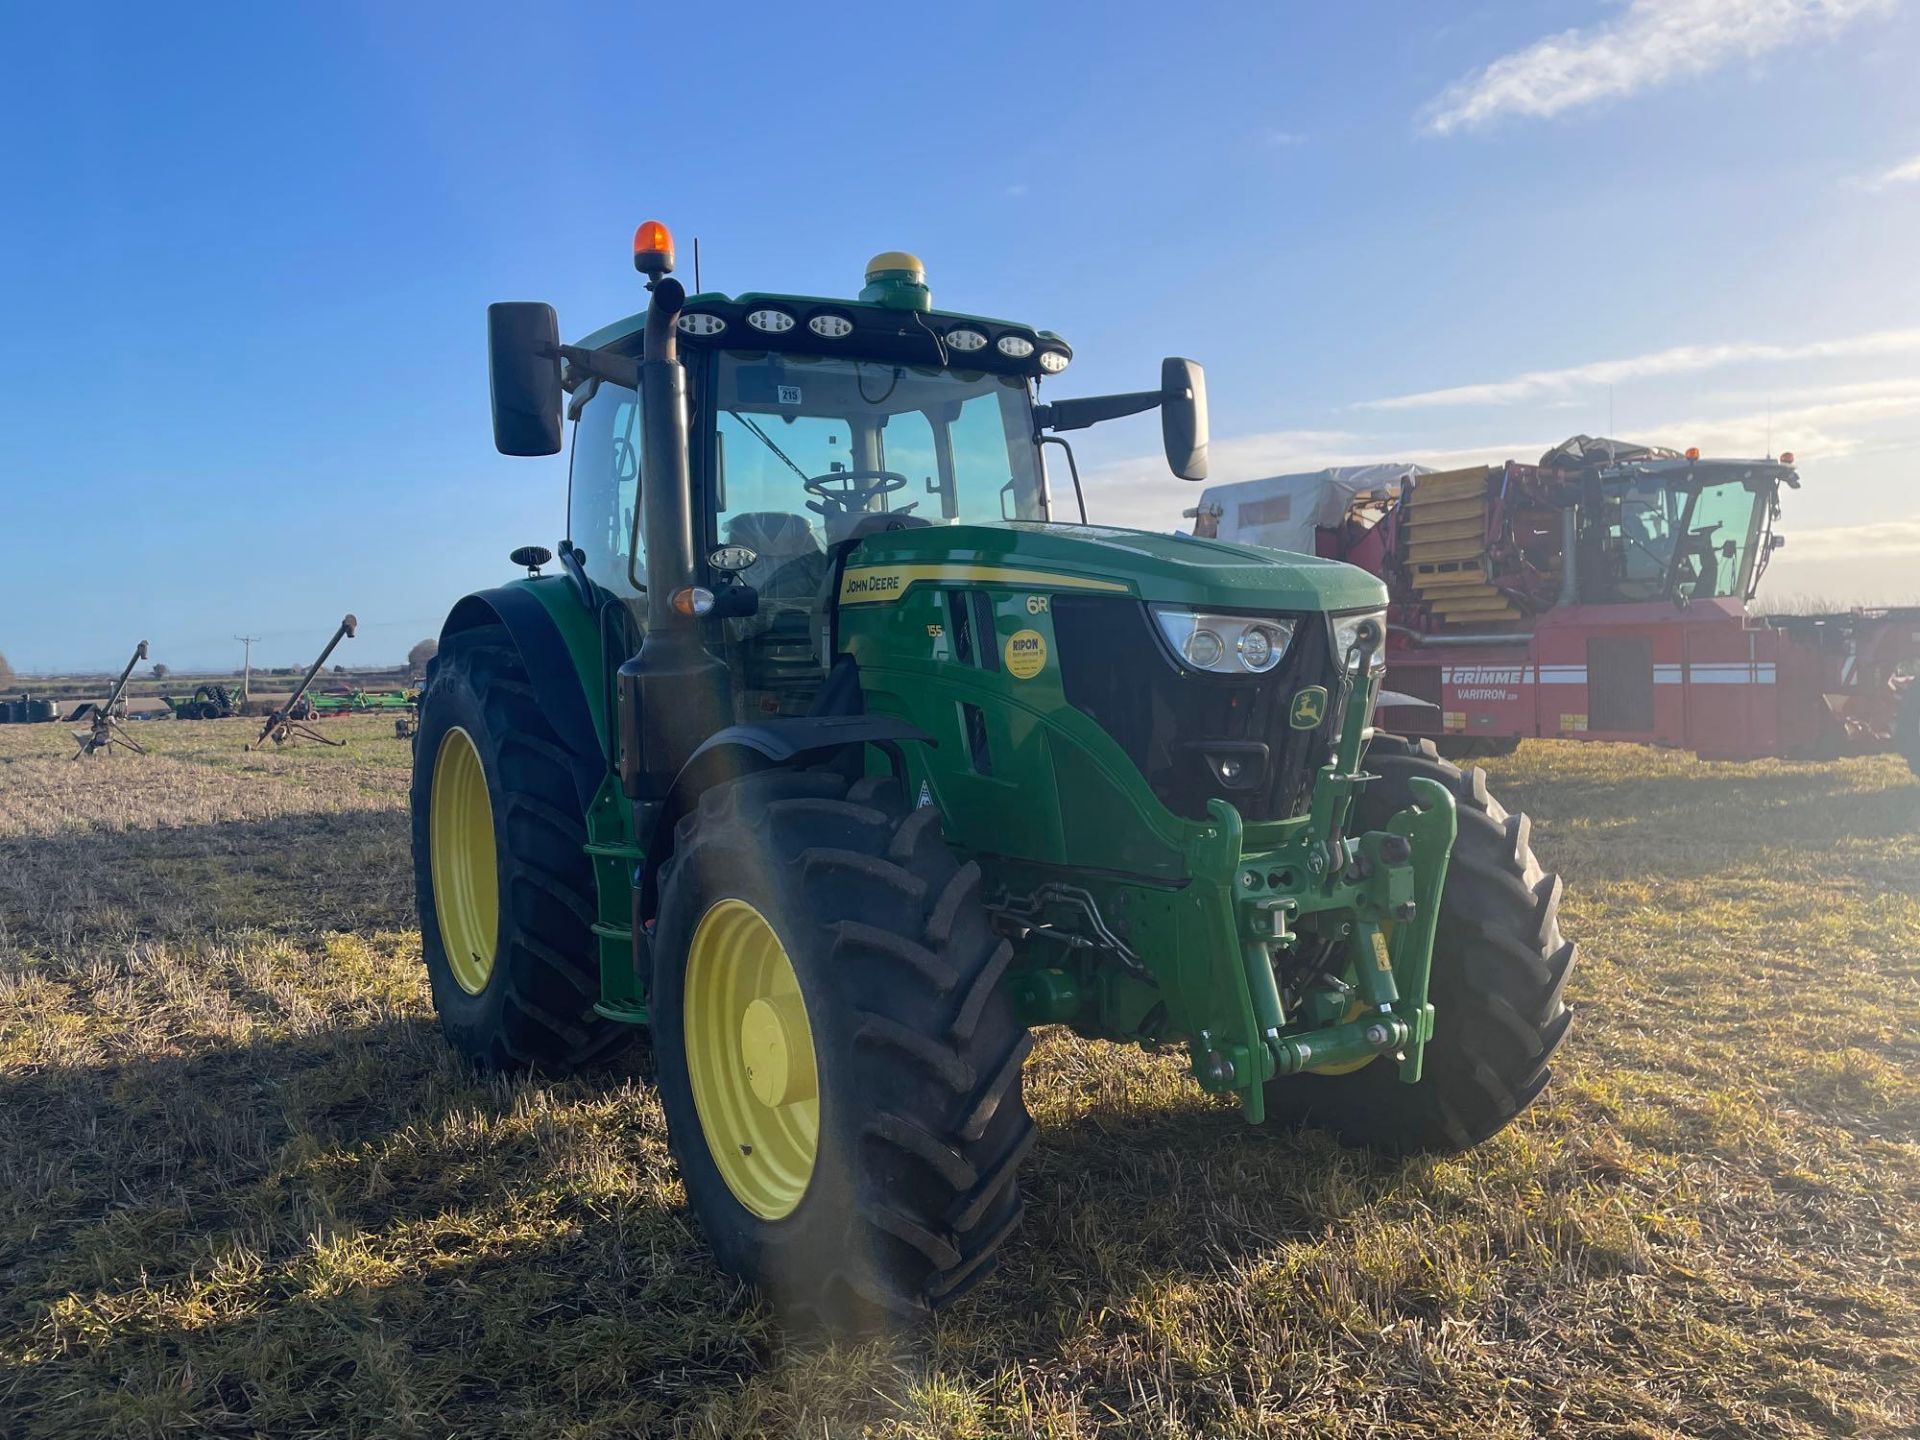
[1194,464,1429,553]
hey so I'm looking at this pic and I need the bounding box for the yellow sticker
[1005,628,1048,679]
[1370,930,1393,972]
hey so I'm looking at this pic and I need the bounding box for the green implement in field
[409,228,1575,1328]
[310,688,413,714]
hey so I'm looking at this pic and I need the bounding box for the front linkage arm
[1185,622,1458,1121]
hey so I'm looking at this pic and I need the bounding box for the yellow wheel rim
[684,898,819,1220]
[429,726,499,996]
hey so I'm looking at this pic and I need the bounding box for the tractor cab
[568,305,1061,719]
[547,242,1213,736]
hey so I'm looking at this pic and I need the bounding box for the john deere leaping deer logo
[1289,685,1328,729]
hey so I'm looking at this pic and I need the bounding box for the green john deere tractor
[411,223,1574,1326]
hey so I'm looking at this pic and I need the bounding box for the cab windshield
[708,351,1045,558]
[1587,476,1768,603]
[1673,478,1766,600]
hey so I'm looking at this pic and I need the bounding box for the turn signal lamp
[634,220,675,280]
[670,585,716,617]
[1684,446,1701,461]
[860,250,932,312]
[1779,450,1795,465]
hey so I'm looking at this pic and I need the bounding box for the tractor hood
[840,521,1387,614]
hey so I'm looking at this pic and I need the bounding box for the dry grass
[2,715,1918,1438]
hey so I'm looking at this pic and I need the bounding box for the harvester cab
[410,223,1573,1325]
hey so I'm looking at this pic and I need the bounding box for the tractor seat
[723,512,830,642]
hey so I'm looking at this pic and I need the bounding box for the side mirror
[1161,357,1208,481]
[488,302,563,456]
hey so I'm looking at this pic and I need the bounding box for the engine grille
[1051,597,1344,823]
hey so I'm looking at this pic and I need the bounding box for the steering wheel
[804,469,912,518]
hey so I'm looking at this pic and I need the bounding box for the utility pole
[235,634,260,702]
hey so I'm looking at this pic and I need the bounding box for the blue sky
[3,1,1918,671]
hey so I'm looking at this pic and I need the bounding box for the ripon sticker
[1005,628,1048,679]
[777,384,802,405]
[1289,685,1328,729]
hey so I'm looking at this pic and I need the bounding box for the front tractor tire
[411,625,630,1071]
[1264,735,1575,1153]
[652,771,1034,1328]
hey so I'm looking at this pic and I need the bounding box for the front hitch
[1183,622,1458,1120]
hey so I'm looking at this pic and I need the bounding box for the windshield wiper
[728,411,811,483]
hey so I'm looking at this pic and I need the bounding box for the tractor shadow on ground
[0,1017,743,1437]
[0,807,416,954]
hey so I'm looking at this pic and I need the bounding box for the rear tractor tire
[651,771,1034,1328]
[411,624,630,1071]
[1263,734,1575,1153]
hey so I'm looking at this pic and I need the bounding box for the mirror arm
[1034,389,1162,433]
[555,343,640,393]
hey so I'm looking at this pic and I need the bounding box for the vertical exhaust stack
[617,238,732,803]
[1557,505,1580,607]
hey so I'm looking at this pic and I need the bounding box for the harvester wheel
[652,771,1033,1328]
[1263,734,1575,1152]
[410,624,630,1071]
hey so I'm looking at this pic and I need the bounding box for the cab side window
[570,383,644,594]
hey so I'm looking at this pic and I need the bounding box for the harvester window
[1675,479,1764,600]
[1615,496,1677,598]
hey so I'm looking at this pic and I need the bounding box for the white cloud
[1858,152,1920,190]
[1358,327,1920,409]
[1631,387,1920,458]
[1262,130,1307,147]
[1758,513,1920,604]
[1423,0,1891,136]
[1780,513,1920,559]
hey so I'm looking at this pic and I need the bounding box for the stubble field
[2,715,1917,1438]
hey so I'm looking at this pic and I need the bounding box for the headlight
[1331,609,1387,669]
[1152,607,1296,675]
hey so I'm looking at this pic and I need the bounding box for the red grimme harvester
[1189,438,1920,772]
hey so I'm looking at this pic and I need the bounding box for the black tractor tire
[652,770,1034,1329]
[410,624,631,1071]
[1897,680,1919,778]
[1262,734,1574,1153]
